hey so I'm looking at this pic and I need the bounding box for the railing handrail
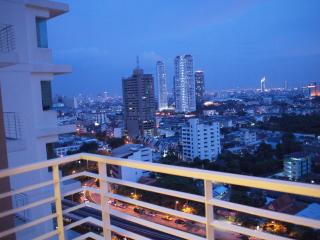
[0,153,319,198]
[0,152,319,240]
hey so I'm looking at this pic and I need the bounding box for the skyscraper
[284,80,288,90]
[122,63,156,138]
[174,54,196,113]
[260,76,266,92]
[308,82,320,98]
[156,61,168,111]
[195,70,205,108]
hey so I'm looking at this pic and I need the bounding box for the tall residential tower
[260,76,266,92]
[174,55,196,113]
[195,70,205,108]
[122,64,156,138]
[156,61,168,111]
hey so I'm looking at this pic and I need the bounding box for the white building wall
[182,119,221,161]
[120,148,153,182]
[0,1,72,239]
[114,127,124,138]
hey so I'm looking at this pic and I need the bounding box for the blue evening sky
[49,0,320,96]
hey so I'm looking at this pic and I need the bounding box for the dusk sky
[49,0,320,96]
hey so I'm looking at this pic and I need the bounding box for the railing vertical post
[53,164,65,240]
[98,162,112,240]
[204,180,214,239]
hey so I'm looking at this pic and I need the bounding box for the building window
[36,17,48,48]
[46,142,56,172]
[46,142,56,160]
[41,81,52,110]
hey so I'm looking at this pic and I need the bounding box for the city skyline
[49,0,320,96]
[1,1,320,239]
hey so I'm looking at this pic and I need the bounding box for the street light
[130,192,140,200]
[175,200,179,210]
[182,204,195,214]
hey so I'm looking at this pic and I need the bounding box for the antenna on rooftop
[136,56,140,68]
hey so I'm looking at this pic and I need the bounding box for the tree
[230,186,266,208]
[255,142,273,160]
[79,142,99,153]
[159,150,179,164]
[154,174,201,195]
[107,137,125,148]
[275,133,302,159]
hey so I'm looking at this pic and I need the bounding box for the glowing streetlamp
[175,200,179,210]
[181,204,195,214]
[130,192,140,200]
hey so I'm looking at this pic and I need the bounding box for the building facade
[111,144,153,182]
[181,118,221,161]
[260,76,266,92]
[0,1,74,239]
[156,61,168,111]
[195,70,205,108]
[122,66,156,138]
[308,82,320,98]
[174,55,196,113]
[284,152,312,181]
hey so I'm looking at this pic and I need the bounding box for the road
[77,179,243,240]
[63,199,184,240]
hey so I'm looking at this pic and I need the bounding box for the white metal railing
[0,153,319,240]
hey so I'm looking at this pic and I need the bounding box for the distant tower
[156,61,168,111]
[260,76,266,92]
[103,91,108,101]
[308,82,320,98]
[195,70,205,109]
[174,54,196,113]
[122,62,156,138]
[73,96,78,109]
[284,80,288,90]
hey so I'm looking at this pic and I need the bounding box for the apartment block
[181,118,221,161]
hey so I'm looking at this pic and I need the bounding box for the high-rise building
[122,64,156,138]
[260,76,266,92]
[156,61,168,111]
[181,118,221,161]
[308,82,320,98]
[174,54,196,113]
[284,80,288,90]
[0,1,74,239]
[195,70,205,108]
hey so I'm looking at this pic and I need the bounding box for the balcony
[0,153,319,240]
[0,23,18,68]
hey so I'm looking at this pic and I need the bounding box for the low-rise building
[284,152,312,181]
[111,144,153,182]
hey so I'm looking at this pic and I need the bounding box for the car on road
[161,215,173,221]
[145,211,156,217]
[133,207,145,214]
[175,219,186,225]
